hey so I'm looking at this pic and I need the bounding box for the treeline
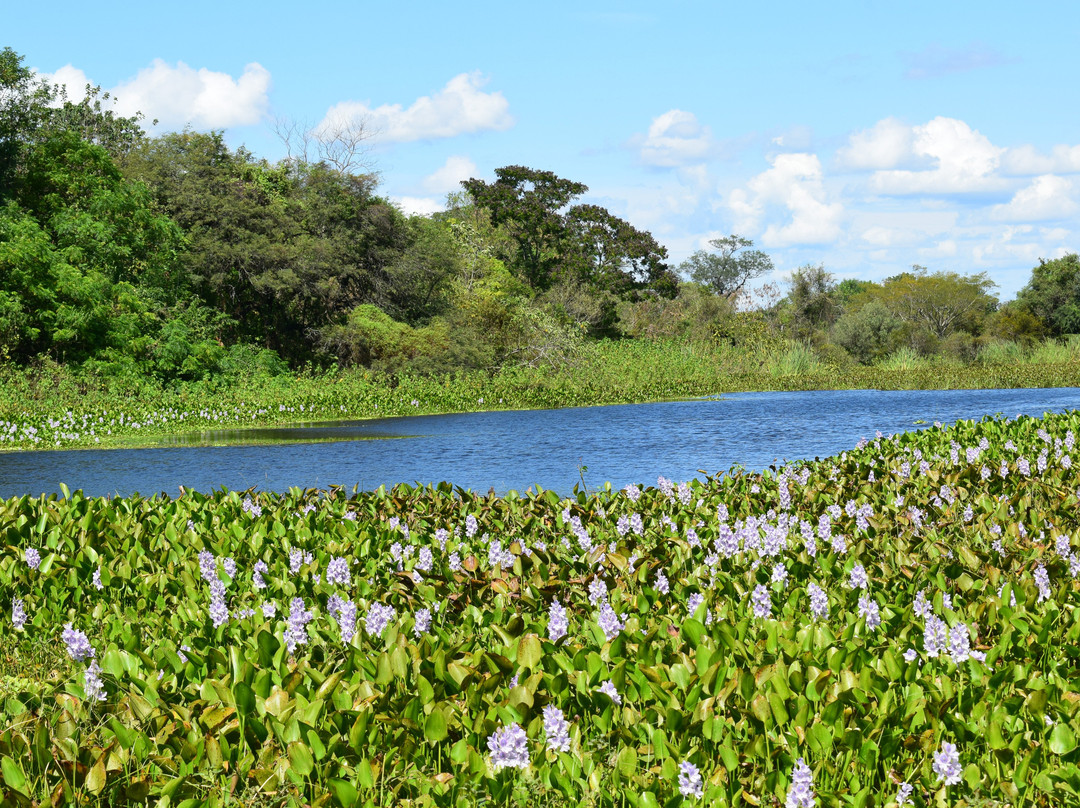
[1,46,1078,386]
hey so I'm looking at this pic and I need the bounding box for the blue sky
[10,0,1080,299]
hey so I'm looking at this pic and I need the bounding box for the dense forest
[2,46,1078,387]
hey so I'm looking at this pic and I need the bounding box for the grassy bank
[2,410,1080,806]
[1,338,1079,451]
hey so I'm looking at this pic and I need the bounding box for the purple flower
[896,782,914,806]
[785,757,814,807]
[285,597,314,653]
[630,513,644,536]
[365,602,395,639]
[924,614,948,657]
[549,598,569,643]
[24,548,41,570]
[1034,564,1051,602]
[222,557,237,579]
[624,483,641,502]
[12,597,26,629]
[414,607,431,637]
[597,601,625,641]
[465,514,478,538]
[92,567,103,590]
[542,705,571,752]
[487,723,530,771]
[808,583,827,620]
[416,547,433,572]
[326,556,351,586]
[948,622,971,663]
[654,570,669,595]
[678,761,704,799]
[208,578,229,627]
[847,563,868,590]
[588,578,608,605]
[933,740,961,786]
[687,592,705,616]
[177,644,191,664]
[83,661,106,702]
[62,623,95,661]
[252,560,268,590]
[858,595,880,631]
[913,589,932,618]
[598,680,621,704]
[448,552,461,572]
[198,550,217,583]
[750,584,771,619]
[289,549,305,575]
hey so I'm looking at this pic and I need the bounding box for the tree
[462,165,587,291]
[874,267,997,340]
[831,300,901,364]
[564,204,675,296]
[783,263,839,339]
[1015,253,1080,337]
[679,234,774,298]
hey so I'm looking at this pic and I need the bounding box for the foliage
[1015,254,1080,338]
[3,411,1080,805]
[870,267,998,343]
[831,301,903,365]
[462,166,674,297]
[678,235,774,299]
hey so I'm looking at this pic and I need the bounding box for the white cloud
[730,153,843,246]
[869,117,1005,195]
[991,175,1077,221]
[320,72,512,144]
[106,60,271,128]
[1001,144,1080,175]
[35,59,271,129]
[835,117,918,170]
[637,109,714,167]
[422,155,477,195]
[393,196,445,216]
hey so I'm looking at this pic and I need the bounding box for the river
[1,387,1078,498]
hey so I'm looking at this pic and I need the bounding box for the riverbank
[2,409,1078,806]
[2,339,1078,451]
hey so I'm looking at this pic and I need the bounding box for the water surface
[1,388,1077,498]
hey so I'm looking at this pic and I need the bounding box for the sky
[9,0,1080,300]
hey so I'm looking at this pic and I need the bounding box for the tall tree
[462,165,586,291]
[1015,253,1080,337]
[679,234,774,298]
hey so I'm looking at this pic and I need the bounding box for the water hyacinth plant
[1,409,1080,805]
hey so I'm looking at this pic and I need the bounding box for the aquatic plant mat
[3,411,1080,806]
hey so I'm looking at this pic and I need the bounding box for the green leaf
[330,778,359,807]
[518,634,542,670]
[1,756,27,794]
[86,757,107,794]
[358,758,375,789]
[424,707,448,742]
[1052,724,1077,755]
[288,742,314,776]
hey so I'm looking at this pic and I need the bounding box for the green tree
[462,165,585,291]
[873,267,997,342]
[678,234,774,298]
[782,263,839,339]
[462,166,674,296]
[831,299,902,364]
[1015,253,1080,337]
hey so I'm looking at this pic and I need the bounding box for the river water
[1,388,1078,498]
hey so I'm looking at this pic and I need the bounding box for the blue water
[1,388,1078,498]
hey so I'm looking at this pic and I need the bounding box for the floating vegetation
[2,411,1080,805]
